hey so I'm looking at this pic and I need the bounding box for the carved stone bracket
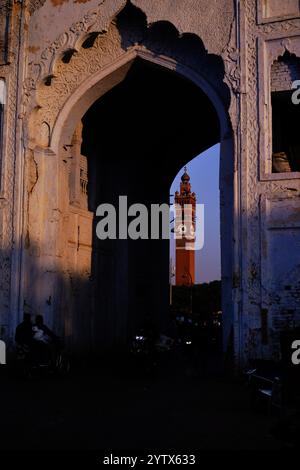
[221,18,241,95]
[222,46,241,93]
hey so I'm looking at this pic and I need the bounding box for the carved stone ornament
[23,1,233,149]
[28,0,47,15]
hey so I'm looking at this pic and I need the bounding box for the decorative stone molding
[223,45,240,94]
[260,19,300,35]
[21,9,99,115]
[222,19,240,95]
[23,1,233,151]
[22,0,113,117]
[221,17,240,135]
[241,0,263,355]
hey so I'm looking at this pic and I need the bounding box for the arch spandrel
[28,0,234,59]
[25,1,236,151]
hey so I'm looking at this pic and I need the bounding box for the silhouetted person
[32,315,58,365]
[15,313,33,348]
[33,315,56,342]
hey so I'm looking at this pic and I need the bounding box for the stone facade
[0,0,300,367]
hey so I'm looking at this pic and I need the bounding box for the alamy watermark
[0,79,6,106]
[291,80,300,105]
[291,339,300,365]
[0,340,6,365]
[95,197,204,251]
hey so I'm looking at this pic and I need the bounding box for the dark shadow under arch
[64,57,232,353]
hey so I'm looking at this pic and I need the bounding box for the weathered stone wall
[242,0,300,362]
[27,0,234,56]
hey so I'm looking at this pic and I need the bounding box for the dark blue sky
[170,144,221,284]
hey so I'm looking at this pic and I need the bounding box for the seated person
[32,315,58,365]
[33,315,57,342]
[15,313,34,358]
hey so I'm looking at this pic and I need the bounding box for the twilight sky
[170,144,221,284]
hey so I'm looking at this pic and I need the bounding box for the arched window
[271,51,300,173]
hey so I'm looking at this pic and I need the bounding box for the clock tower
[174,167,196,286]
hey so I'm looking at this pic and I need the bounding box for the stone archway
[21,2,236,359]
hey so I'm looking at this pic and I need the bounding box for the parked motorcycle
[130,329,174,377]
[16,338,70,379]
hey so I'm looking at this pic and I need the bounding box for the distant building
[174,168,196,286]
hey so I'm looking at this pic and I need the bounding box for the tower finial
[181,166,190,183]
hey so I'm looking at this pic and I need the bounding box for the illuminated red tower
[174,167,196,286]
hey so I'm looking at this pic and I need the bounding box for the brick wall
[271,54,300,92]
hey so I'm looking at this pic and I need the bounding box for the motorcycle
[16,338,70,379]
[130,329,174,377]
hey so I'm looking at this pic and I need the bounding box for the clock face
[177,224,187,235]
[176,223,195,237]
